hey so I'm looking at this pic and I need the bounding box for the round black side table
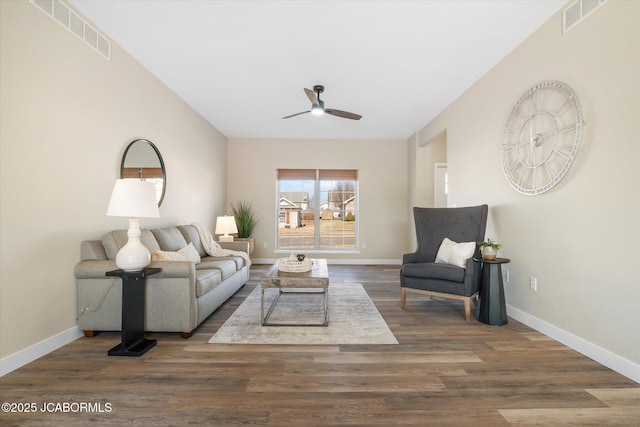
[475,257,510,326]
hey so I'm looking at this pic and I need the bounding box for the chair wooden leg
[464,297,471,323]
[400,287,406,309]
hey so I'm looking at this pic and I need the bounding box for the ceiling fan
[282,85,362,120]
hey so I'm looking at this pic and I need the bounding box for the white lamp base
[115,217,151,271]
[219,234,234,242]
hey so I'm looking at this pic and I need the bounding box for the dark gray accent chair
[400,205,488,322]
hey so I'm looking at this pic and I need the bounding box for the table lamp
[106,179,160,271]
[215,215,238,242]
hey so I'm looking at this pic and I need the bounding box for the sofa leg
[400,287,406,309]
[180,332,193,339]
[83,330,98,337]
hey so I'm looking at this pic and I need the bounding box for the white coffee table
[260,258,329,326]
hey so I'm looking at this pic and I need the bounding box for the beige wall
[412,2,639,365]
[0,2,228,359]
[407,130,447,250]
[227,139,408,262]
[415,130,447,209]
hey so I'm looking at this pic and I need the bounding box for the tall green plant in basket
[231,201,258,238]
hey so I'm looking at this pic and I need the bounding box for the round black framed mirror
[120,139,166,206]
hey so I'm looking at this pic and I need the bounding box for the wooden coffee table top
[261,258,329,289]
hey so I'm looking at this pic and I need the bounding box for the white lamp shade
[215,215,238,234]
[215,215,238,242]
[106,179,159,271]
[107,179,160,218]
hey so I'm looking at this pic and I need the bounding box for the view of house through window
[277,169,358,250]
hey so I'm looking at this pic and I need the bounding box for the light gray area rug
[209,283,398,345]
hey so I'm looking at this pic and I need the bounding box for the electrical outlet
[530,276,538,292]
[263,241,268,248]
[361,242,367,249]
[503,268,509,283]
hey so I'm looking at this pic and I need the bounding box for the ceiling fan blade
[282,110,311,119]
[304,88,318,105]
[325,109,362,120]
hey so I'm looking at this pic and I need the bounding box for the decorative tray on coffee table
[277,255,312,273]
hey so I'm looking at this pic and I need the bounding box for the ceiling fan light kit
[283,85,362,121]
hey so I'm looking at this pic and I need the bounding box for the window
[277,169,358,251]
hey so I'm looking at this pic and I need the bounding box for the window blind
[277,169,316,180]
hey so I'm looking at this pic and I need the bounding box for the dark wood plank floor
[1,265,638,426]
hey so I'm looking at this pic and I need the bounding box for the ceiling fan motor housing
[282,84,361,120]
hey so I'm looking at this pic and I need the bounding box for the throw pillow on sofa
[152,250,189,262]
[152,243,201,264]
[178,242,201,264]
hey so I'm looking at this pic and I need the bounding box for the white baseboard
[0,326,83,377]
[507,304,640,384]
[252,258,402,266]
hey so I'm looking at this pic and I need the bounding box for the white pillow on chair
[435,237,476,268]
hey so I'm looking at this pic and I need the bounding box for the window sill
[274,249,360,255]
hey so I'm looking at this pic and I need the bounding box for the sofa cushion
[178,225,207,257]
[198,258,238,280]
[101,229,161,260]
[401,262,466,283]
[81,240,108,261]
[152,227,188,251]
[196,268,222,297]
[222,255,246,270]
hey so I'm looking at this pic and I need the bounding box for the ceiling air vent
[30,0,110,60]
[563,0,608,33]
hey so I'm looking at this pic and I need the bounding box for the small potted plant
[479,238,501,260]
[231,201,258,254]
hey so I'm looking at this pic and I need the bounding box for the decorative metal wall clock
[502,81,584,195]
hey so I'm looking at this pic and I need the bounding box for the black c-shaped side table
[106,267,160,356]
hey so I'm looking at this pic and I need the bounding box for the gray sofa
[75,224,249,338]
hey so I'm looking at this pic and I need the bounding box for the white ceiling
[69,0,565,140]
